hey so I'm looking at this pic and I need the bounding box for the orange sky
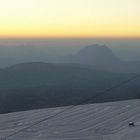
[0,0,140,38]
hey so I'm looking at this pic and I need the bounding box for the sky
[0,0,140,38]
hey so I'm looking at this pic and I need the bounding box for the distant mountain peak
[74,44,120,65]
[79,44,112,54]
[84,44,107,48]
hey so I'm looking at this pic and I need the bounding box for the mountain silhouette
[59,44,140,73]
[73,44,120,65]
[0,62,140,114]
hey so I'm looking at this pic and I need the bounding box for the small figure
[129,122,135,127]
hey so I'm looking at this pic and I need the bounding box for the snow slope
[0,99,140,140]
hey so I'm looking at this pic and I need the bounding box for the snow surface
[0,99,140,140]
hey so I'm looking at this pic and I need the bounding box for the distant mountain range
[0,62,124,90]
[0,61,140,114]
[58,44,140,73]
[0,44,140,114]
[1,44,140,73]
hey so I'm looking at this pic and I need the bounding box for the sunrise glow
[0,0,140,38]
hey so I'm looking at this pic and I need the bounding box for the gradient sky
[0,0,140,38]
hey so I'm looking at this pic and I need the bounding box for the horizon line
[0,36,140,40]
